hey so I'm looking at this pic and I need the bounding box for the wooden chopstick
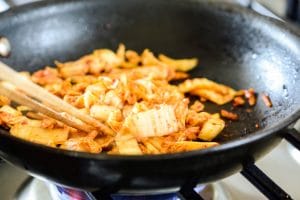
[0,82,95,133]
[0,61,114,135]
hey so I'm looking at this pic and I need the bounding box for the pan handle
[0,0,12,58]
[0,0,16,12]
[0,0,10,12]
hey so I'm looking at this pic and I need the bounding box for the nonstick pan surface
[0,0,299,191]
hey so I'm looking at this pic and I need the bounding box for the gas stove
[15,179,231,200]
[0,0,299,200]
[1,138,299,200]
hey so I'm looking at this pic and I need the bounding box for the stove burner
[51,185,96,200]
[51,183,190,200]
[15,178,231,200]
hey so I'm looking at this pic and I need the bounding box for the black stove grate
[241,164,292,200]
[284,129,300,151]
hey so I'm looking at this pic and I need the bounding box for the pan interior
[0,0,299,144]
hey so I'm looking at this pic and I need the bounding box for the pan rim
[0,0,299,161]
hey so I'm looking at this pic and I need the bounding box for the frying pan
[0,0,299,194]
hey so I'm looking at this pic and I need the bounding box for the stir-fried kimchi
[0,44,256,155]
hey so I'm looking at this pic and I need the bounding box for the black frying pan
[0,0,299,193]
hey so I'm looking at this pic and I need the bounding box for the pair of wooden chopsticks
[0,61,114,136]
